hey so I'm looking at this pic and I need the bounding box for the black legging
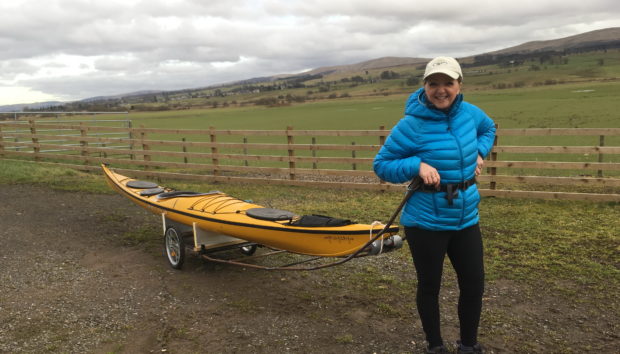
[405,224,484,348]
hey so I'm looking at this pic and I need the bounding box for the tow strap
[419,177,476,205]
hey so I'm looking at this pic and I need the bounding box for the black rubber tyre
[240,244,257,256]
[164,227,185,269]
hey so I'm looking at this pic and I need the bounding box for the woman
[373,57,495,354]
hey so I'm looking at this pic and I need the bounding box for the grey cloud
[94,55,142,72]
[266,0,618,25]
[0,60,39,80]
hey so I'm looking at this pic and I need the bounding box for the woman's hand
[475,155,484,176]
[419,162,440,187]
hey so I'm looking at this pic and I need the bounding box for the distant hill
[0,101,63,113]
[486,27,620,55]
[0,91,163,112]
[78,90,163,103]
[297,56,429,77]
[293,27,620,75]
[289,27,620,76]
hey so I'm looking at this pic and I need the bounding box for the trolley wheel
[164,227,185,269]
[240,244,257,256]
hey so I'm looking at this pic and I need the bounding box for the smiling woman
[374,56,495,354]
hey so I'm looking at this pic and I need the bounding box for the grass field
[32,50,619,132]
[64,80,620,133]
[37,79,619,155]
[22,76,618,180]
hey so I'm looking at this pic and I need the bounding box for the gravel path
[0,185,422,353]
[1,184,617,353]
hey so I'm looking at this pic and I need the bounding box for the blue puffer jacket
[374,88,496,231]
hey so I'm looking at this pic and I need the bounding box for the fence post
[597,135,605,178]
[79,122,89,164]
[29,120,40,162]
[0,124,4,159]
[351,141,357,170]
[101,140,107,159]
[210,126,219,176]
[488,123,499,190]
[287,126,295,180]
[243,137,249,167]
[128,120,135,160]
[0,124,4,158]
[182,137,188,164]
[311,137,317,169]
[140,125,151,170]
[378,126,386,186]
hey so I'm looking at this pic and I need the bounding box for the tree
[406,77,420,86]
[380,70,400,80]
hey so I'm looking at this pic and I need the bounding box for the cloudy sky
[0,0,618,106]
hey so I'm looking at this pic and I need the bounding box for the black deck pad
[139,188,165,196]
[246,208,296,221]
[290,214,352,227]
[126,180,159,189]
[157,191,220,199]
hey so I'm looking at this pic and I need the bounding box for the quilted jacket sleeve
[473,107,496,158]
[373,118,420,184]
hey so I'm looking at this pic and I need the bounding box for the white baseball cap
[423,56,463,81]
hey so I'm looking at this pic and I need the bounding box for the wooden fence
[1,121,619,202]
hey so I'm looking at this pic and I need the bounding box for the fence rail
[1,121,619,202]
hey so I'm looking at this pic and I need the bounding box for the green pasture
[58,80,620,134]
[15,49,619,177]
[50,50,619,131]
[38,79,619,176]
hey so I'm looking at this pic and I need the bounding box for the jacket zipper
[447,114,466,226]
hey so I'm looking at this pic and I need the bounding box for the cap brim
[423,70,460,80]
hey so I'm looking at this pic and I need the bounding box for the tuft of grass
[228,298,259,313]
[120,224,161,249]
[334,333,354,344]
[0,160,111,193]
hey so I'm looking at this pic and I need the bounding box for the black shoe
[456,340,484,354]
[426,345,450,354]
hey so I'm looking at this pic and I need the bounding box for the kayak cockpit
[245,207,296,221]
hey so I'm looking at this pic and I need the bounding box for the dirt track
[0,184,618,353]
[0,184,425,353]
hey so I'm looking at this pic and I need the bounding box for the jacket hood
[404,87,463,120]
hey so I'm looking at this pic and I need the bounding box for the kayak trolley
[162,214,259,269]
[161,213,403,271]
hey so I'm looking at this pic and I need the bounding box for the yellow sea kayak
[102,164,400,257]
